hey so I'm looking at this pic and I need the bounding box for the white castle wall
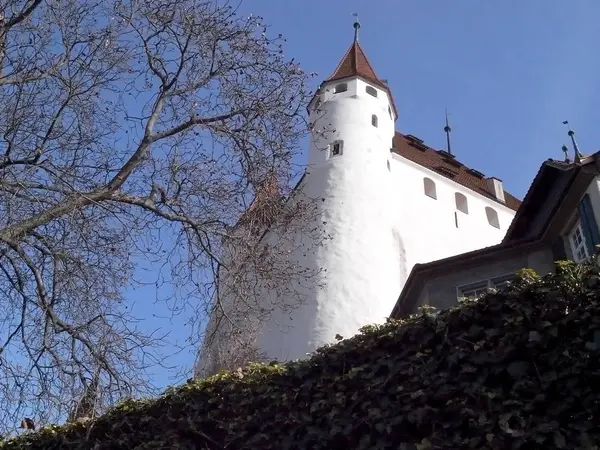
[196,75,517,376]
[388,154,515,272]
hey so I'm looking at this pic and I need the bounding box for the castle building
[195,25,523,377]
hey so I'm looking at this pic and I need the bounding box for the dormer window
[371,114,378,128]
[330,140,343,157]
[334,83,348,94]
[365,85,378,97]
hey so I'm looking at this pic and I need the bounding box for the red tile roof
[325,42,387,90]
[324,42,398,118]
[392,133,521,211]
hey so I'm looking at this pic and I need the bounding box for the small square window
[491,274,516,290]
[366,85,378,97]
[334,83,348,94]
[457,281,490,300]
[330,141,343,157]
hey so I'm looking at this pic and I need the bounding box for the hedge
[2,260,600,449]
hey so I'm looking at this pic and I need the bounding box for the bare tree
[0,0,320,434]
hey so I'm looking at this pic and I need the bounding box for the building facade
[195,34,522,376]
[391,154,600,319]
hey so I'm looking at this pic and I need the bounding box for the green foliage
[3,260,600,449]
[514,267,540,285]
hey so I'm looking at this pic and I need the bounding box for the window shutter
[577,194,600,255]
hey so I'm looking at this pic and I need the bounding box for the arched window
[485,206,500,228]
[423,177,437,199]
[371,114,378,128]
[455,192,468,214]
[366,85,378,97]
[334,83,347,94]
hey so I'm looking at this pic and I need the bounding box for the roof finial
[562,120,583,163]
[561,144,570,163]
[444,109,452,155]
[352,13,360,42]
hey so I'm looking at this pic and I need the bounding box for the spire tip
[352,13,360,42]
[444,109,452,155]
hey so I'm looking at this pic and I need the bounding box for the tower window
[366,85,378,97]
[330,140,343,157]
[334,83,348,94]
[371,114,378,128]
[314,95,322,110]
[485,206,500,228]
[455,192,468,214]
[388,105,393,120]
[423,177,437,199]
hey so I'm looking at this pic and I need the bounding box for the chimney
[485,177,505,203]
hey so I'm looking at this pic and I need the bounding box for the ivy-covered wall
[2,260,599,449]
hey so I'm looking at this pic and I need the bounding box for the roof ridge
[392,132,521,211]
[354,42,380,82]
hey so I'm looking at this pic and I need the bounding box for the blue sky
[134,0,600,392]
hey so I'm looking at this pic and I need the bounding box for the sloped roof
[324,42,387,90]
[502,160,576,242]
[322,41,398,119]
[392,133,521,211]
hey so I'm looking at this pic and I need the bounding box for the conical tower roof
[324,41,388,91]
[318,34,397,119]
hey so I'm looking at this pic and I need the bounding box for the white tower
[196,23,518,376]
[255,26,405,361]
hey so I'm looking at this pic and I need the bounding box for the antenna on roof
[562,120,583,163]
[561,144,570,163]
[352,13,360,43]
[444,109,452,155]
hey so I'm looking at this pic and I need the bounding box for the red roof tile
[323,41,398,118]
[392,133,521,211]
[325,42,387,90]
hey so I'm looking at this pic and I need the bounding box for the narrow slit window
[423,177,437,199]
[388,105,393,120]
[366,85,378,97]
[485,206,500,228]
[334,83,348,94]
[371,114,378,128]
[455,192,468,214]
